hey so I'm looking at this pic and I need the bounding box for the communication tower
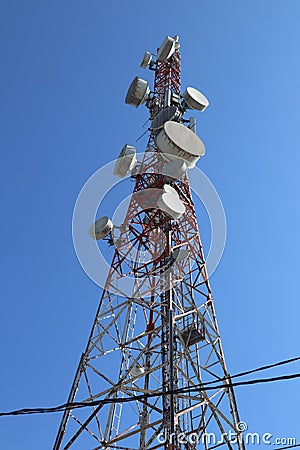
[54,35,245,450]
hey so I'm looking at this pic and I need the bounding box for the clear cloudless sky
[0,1,300,449]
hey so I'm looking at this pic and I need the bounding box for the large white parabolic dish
[89,216,113,240]
[157,36,176,62]
[125,77,150,108]
[156,121,205,168]
[113,144,136,178]
[183,87,209,111]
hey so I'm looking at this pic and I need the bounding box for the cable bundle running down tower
[54,36,245,450]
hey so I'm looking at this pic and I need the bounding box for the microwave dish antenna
[162,184,179,196]
[140,51,152,68]
[113,144,136,178]
[156,121,205,168]
[125,77,150,107]
[157,191,185,219]
[183,87,209,111]
[156,36,176,62]
[163,159,188,181]
[88,216,113,240]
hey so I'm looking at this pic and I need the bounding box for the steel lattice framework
[54,37,245,450]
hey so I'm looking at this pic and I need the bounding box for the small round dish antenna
[140,51,152,68]
[163,159,187,181]
[125,77,150,108]
[113,144,137,178]
[163,184,178,196]
[157,191,185,219]
[88,216,113,240]
[156,36,176,62]
[183,87,209,111]
[130,364,145,378]
[156,121,205,168]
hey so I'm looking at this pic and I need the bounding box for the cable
[0,366,299,417]
[1,365,300,417]
[217,356,300,384]
[189,355,300,390]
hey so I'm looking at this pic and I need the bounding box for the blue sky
[0,1,300,448]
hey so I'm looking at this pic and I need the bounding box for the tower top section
[125,35,209,121]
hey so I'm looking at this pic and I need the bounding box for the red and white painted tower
[54,35,245,450]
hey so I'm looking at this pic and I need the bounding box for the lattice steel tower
[54,35,245,450]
